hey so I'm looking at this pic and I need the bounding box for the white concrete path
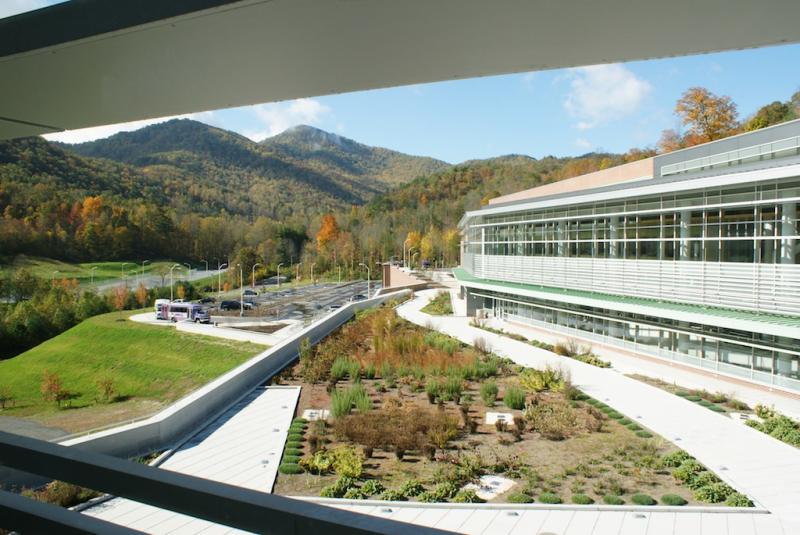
[398,290,800,534]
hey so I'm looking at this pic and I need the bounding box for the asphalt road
[94,269,221,293]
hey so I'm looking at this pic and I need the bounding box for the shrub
[282,455,301,464]
[608,412,624,420]
[693,482,734,503]
[675,390,690,397]
[708,405,726,413]
[278,463,303,474]
[379,490,407,501]
[507,492,534,503]
[426,379,441,403]
[636,431,653,438]
[660,494,687,506]
[21,481,99,508]
[626,423,642,432]
[418,482,458,503]
[631,494,656,506]
[685,395,702,402]
[672,460,705,484]
[519,366,565,392]
[343,487,368,499]
[660,450,693,468]
[329,445,364,478]
[442,376,464,402]
[364,364,377,380]
[480,381,499,406]
[618,418,632,426]
[287,433,304,442]
[320,476,357,498]
[522,397,598,440]
[726,399,750,411]
[571,494,594,504]
[503,386,526,410]
[399,479,425,497]
[285,440,303,449]
[284,447,303,457]
[603,495,625,505]
[746,411,800,447]
[724,492,754,507]
[538,492,562,504]
[452,489,485,503]
[686,471,720,491]
[360,480,385,496]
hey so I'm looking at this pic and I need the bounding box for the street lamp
[411,251,419,269]
[251,262,262,288]
[89,266,98,286]
[121,262,131,288]
[236,263,244,317]
[51,270,59,284]
[217,262,228,297]
[183,262,192,277]
[310,263,316,285]
[168,264,181,301]
[408,247,417,270]
[277,263,284,289]
[337,264,341,285]
[140,260,150,285]
[295,263,301,287]
[200,259,209,272]
[359,262,371,298]
[403,238,411,269]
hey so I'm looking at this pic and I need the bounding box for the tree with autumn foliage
[675,87,739,143]
[316,214,341,255]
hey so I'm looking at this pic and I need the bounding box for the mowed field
[4,255,181,285]
[0,310,263,433]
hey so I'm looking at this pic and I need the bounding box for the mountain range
[58,119,449,219]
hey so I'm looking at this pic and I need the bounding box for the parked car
[350,294,367,302]
[243,289,258,296]
[329,304,342,311]
[199,296,216,304]
[219,300,239,311]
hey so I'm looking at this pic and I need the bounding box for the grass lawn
[421,290,453,315]
[0,310,263,432]
[3,255,182,285]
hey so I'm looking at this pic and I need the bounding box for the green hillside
[0,311,261,432]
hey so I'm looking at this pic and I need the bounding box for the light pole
[337,264,341,284]
[359,262,371,298]
[89,266,98,286]
[217,262,228,297]
[310,263,316,285]
[251,262,262,288]
[277,263,284,289]
[411,251,419,269]
[237,263,244,317]
[121,262,131,288]
[140,260,150,285]
[403,238,411,269]
[51,270,59,285]
[295,263,301,287]
[183,263,192,278]
[201,259,208,272]
[408,247,417,270]
[168,264,181,301]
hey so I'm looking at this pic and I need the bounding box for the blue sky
[8,2,798,163]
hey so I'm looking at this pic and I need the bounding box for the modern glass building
[456,119,800,391]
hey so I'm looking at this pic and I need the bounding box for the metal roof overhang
[2,0,800,139]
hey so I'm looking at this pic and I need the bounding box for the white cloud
[564,64,651,130]
[245,98,331,141]
[42,111,217,144]
[574,137,593,150]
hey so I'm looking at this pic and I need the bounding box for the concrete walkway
[398,290,800,533]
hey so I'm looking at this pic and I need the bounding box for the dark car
[243,289,258,296]
[199,296,216,304]
[350,294,367,302]
[219,300,239,311]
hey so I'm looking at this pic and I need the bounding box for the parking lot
[204,280,381,323]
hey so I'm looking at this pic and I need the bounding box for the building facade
[456,119,800,392]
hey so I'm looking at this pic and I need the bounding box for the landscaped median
[271,303,755,508]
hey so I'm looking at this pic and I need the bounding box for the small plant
[519,366,566,392]
[452,489,485,503]
[495,419,508,432]
[284,447,303,457]
[442,376,463,402]
[660,450,693,468]
[96,377,116,403]
[343,487,367,500]
[320,476,357,498]
[399,479,425,497]
[631,494,656,506]
[603,495,625,505]
[21,481,100,508]
[660,494,687,506]
[278,463,303,474]
[724,492,754,507]
[636,431,653,438]
[0,386,15,409]
[507,492,534,503]
[480,381,499,406]
[672,459,705,484]
[426,379,440,403]
[693,482,734,503]
[473,337,491,355]
[571,494,594,504]
[503,386,526,410]
[538,492,562,504]
[379,490,407,501]
[287,432,304,442]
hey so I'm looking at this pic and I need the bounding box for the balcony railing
[660,135,800,177]
[0,430,449,535]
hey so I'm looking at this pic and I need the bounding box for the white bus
[156,302,210,323]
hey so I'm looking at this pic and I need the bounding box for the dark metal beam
[0,489,145,535]
[0,431,452,535]
[0,0,244,58]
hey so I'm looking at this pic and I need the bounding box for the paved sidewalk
[399,290,800,533]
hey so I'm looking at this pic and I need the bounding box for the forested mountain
[63,119,448,219]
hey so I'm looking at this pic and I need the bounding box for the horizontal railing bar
[0,489,145,534]
[0,431,452,535]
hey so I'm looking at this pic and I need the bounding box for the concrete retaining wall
[176,321,296,346]
[1,290,408,489]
